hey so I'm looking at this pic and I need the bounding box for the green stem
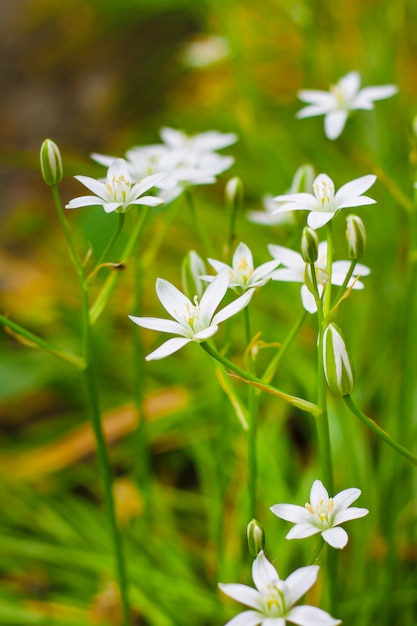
[332,260,357,309]
[261,309,307,385]
[200,342,320,417]
[186,190,214,255]
[244,307,258,520]
[90,207,150,324]
[0,313,85,369]
[52,185,131,625]
[323,222,334,318]
[88,213,126,281]
[343,395,417,466]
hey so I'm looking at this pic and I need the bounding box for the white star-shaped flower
[297,71,398,140]
[202,242,280,292]
[219,550,341,626]
[273,172,376,229]
[268,242,370,313]
[270,479,369,549]
[65,159,165,214]
[129,270,254,361]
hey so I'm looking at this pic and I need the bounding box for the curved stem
[344,395,417,467]
[186,190,213,255]
[88,213,126,281]
[332,260,357,308]
[261,309,307,385]
[244,307,258,520]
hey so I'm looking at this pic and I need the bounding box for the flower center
[313,177,335,211]
[330,84,348,107]
[305,497,334,528]
[261,583,286,617]
[231,256,254,285]
[107,174,132,203]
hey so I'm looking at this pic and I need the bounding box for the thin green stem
[52,185,131,625]
[88,213,126,281]
[244,307,258,520]
[261,309,307,385]
[323,222,333,318]
[343,395,417,466]
[332,260,357,309]
[0,313,85,369]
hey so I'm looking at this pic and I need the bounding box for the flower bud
[225,176,243,211]
[346,214,366,260]
[301,226,319,264]
[40,139,63,186]
[247,519,265,556]
[181,250,206,299]
[323,323,355,396]
[291,163,315,193]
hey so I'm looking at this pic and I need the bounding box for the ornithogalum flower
[219,550,341,626]
[65,159,165,213]
[268,242,370,313]
[202,243,280,292]
[270,479,369,549]
[297,71,398,140]
[273,173,376,229]
[129,270,254,360]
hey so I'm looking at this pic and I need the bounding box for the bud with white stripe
[323,323,355,396]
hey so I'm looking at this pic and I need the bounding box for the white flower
[202,243,280,291]
[270,479,369,549]
[297,71,398,140]
[273,173,376,229]
[219,550,341,626]
[65,159,165,213]
[181,35,230,68]
[268,242,370,313]
[159,127,237,153]
[129,270,254,360]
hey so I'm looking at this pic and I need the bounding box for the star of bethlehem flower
[129,270,254,361]
[270,479,369,549]
[201,242,280,292]
[65,158,166,214]
[273,172,376,229]
[297,71,398,140]
[92,127,236,203]
[268,241,370,313]
[219,550,341,626]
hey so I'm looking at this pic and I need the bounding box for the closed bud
[346,214,366,260]
[301,226,319,264]
[291,163,315,193]
[225,176,243,211]
[323,323,355,396]
[247,519,265,556]
[181,250,206,299]
[40,139,63,186]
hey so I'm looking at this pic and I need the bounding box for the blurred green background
[1,0,417,625]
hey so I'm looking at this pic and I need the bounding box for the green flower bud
[247,518,265,556]
[301,226,319,264]
[323,323,355,396]
[181,250,206,299]
[291,163,315,193]
[40,139,63,186]
[346,214,366,260]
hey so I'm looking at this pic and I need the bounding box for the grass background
[1,0,417,624]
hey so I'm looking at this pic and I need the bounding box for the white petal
[91,152,118,167]
[287,605,341,626]
[272,268,304,284]
[333,506,369,525]
[250,259,281,283]
[199,270,230,321]
[193,324,219,341]
[286,524,321,540]
[131,171,167,196]
[128,315,187,336]
[218,583,262,610]
[300,286,318,314]
[145,337,191,361]
[270,504,311,524]
[296,104,334,119]
[268,245,304,270]
[208,259,230,274]
[297,90,335,106]
[338,71,361,100]
[212,288,254,325]
[355,85,398,103]
[233,242,254,270]
[65,195,104,209]
[334,174,376,207]
[223,610,264,626]
[321,527,348,549]
[324,111,348,140]
[273,192,317,207]
[73,175,108,199]
[337,196,376,210]
[285,565,319,606]
[156,279,193,322]
[310,480,329,506]
[332,487,361,512]
[102,202,123,213]
[130,196,164,207]
[307,211,335,229]
[252,551,280,592]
